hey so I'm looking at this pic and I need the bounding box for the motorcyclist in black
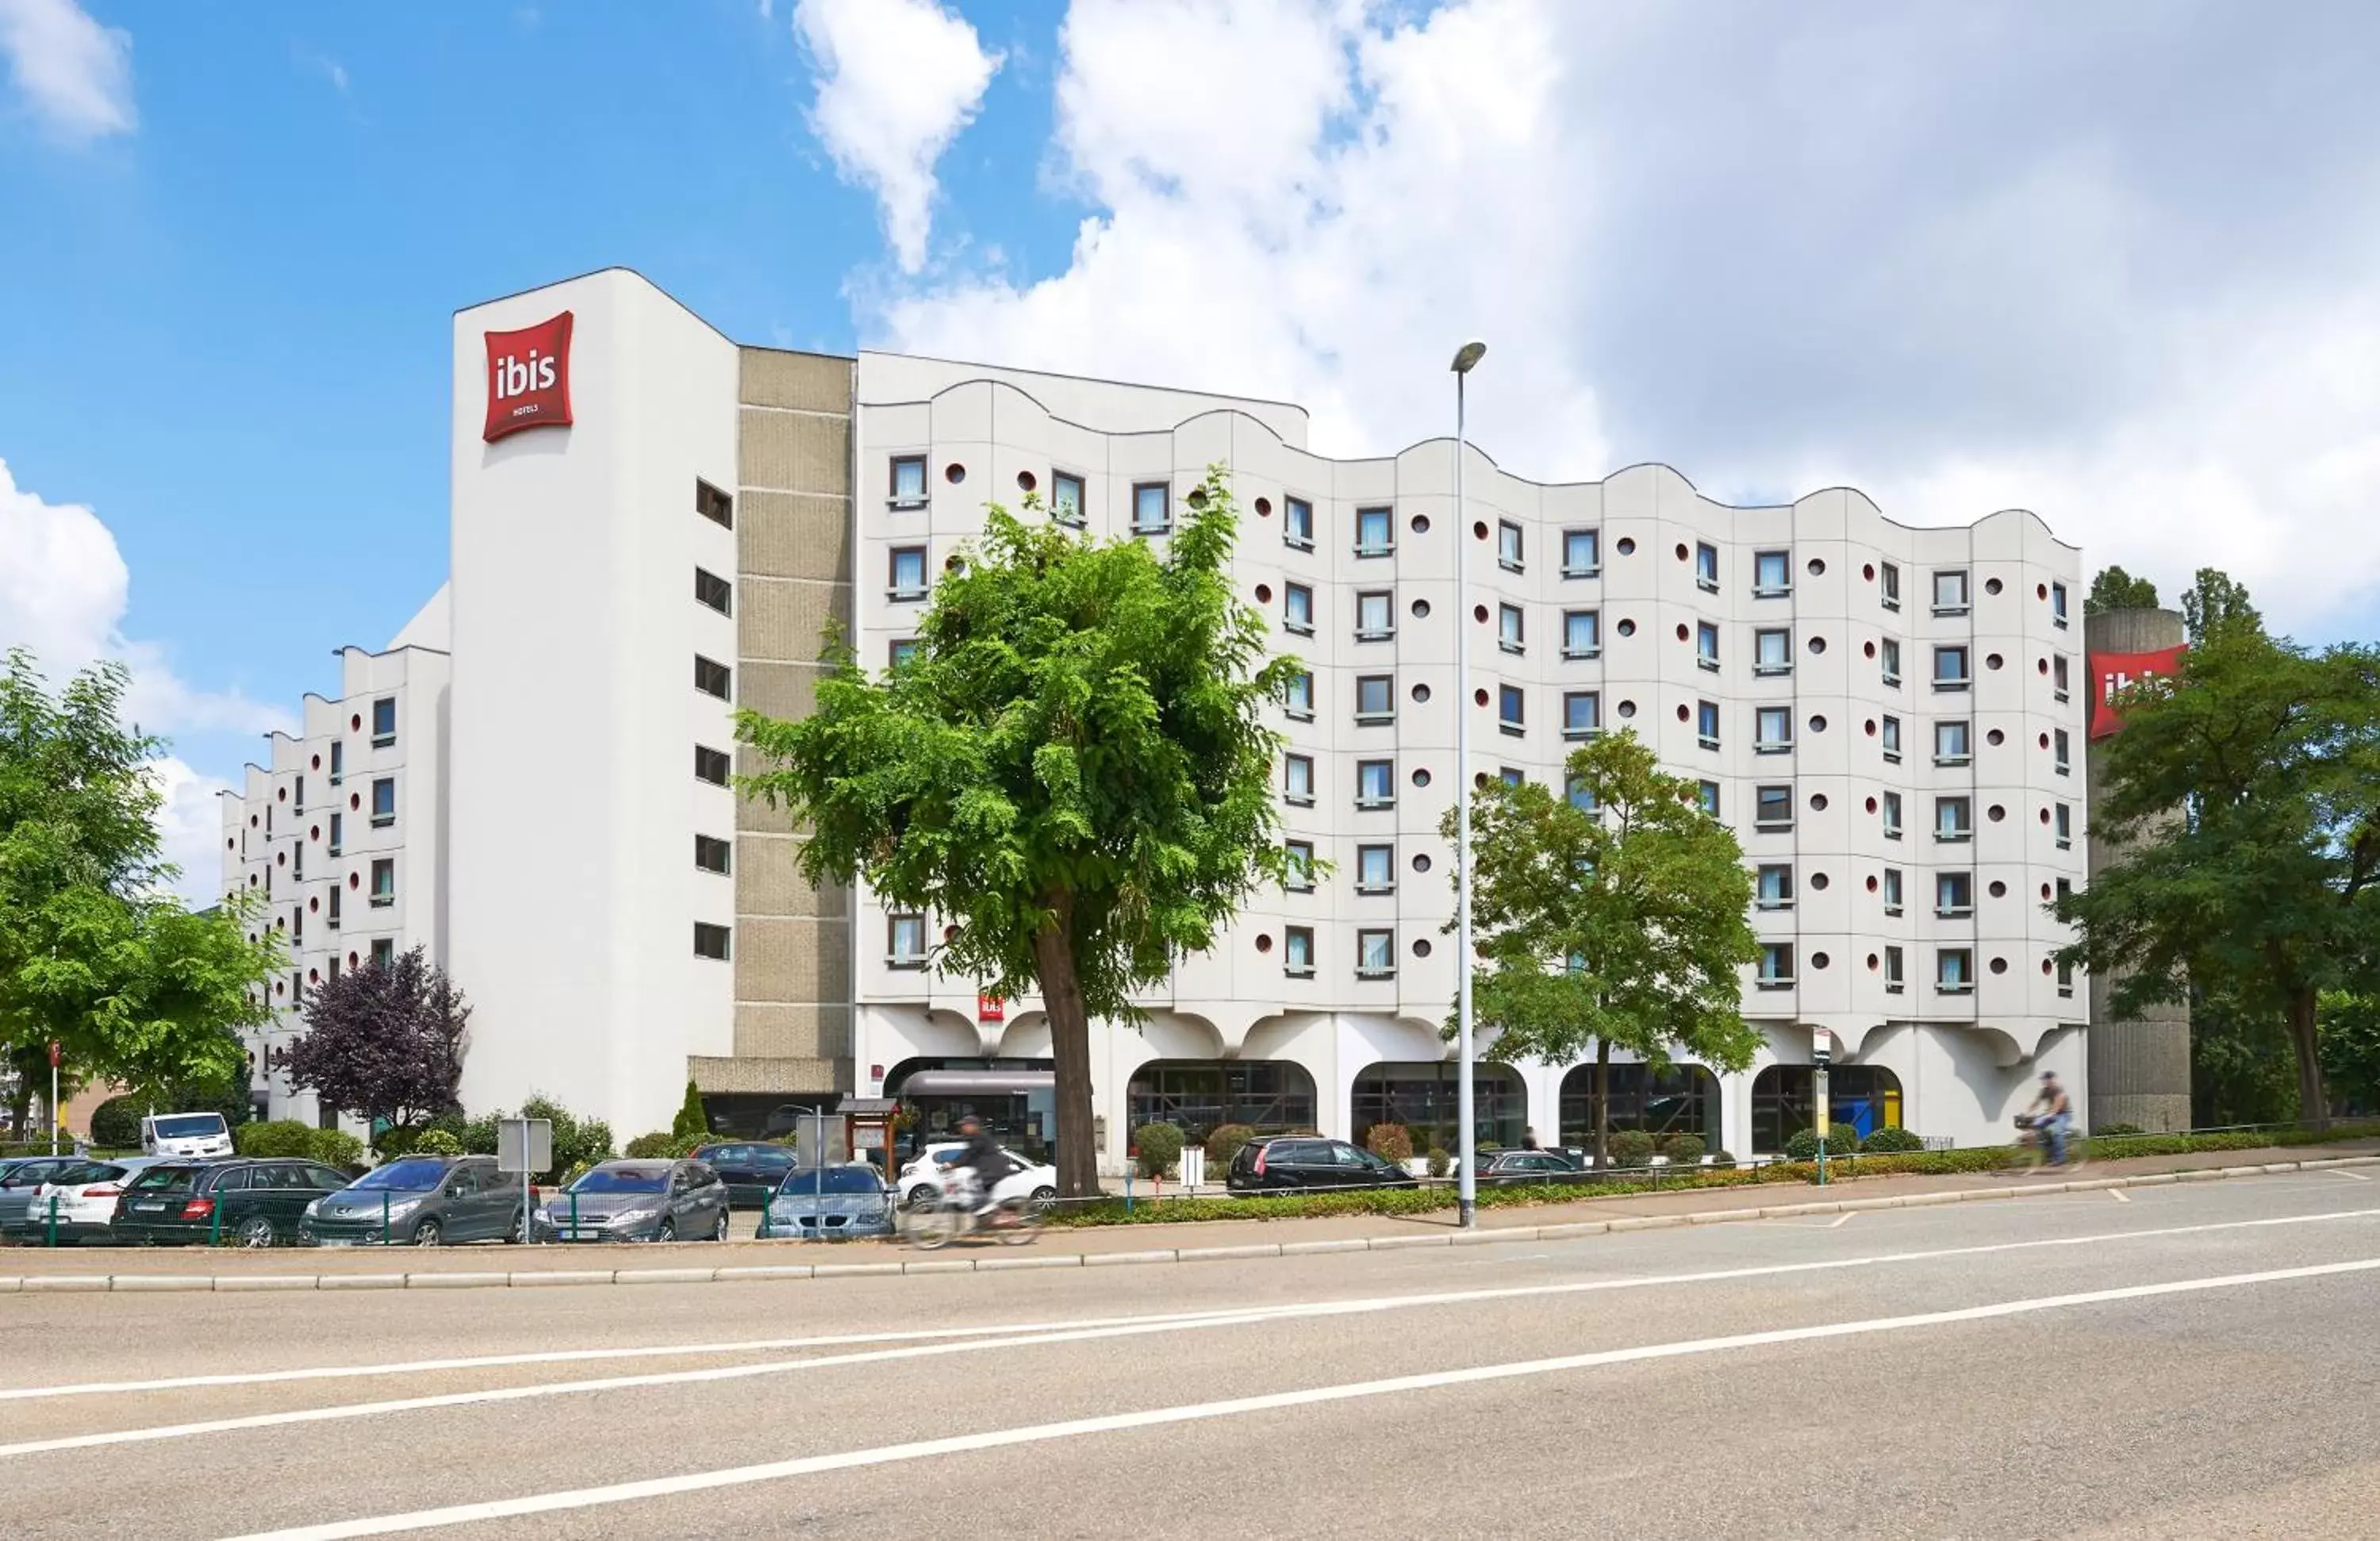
[951,1115,1019,1215]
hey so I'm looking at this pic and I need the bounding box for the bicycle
[897,1191,1044,1251]
[2010,1113,2089,1173]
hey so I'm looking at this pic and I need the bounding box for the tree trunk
[1031,908,1100,1199]
[2286,986,2330,1132]
[1592,1040,1610,1171]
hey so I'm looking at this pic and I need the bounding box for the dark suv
[1226,1137,1418,1194]
[110,1159,352,1247]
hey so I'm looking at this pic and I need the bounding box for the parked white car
[6,1156,167,1243]
[140,1113,234,1159]
[896,1142,1058,1212]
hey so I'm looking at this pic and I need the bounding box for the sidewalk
[3,1141,2372,1292]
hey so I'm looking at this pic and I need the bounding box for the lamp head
[1451,340,1487,375]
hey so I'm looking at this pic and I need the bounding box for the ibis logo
[482,311,574,443]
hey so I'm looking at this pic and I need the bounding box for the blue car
[764,1163,894,1240]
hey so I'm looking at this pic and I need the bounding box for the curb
[2,1152,2371,1296]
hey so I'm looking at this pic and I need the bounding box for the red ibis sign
[2090,645,2186,739]
[977,993,1004,1023]
[482,311,574,442]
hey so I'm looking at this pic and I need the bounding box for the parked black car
[111,1159,353,1247]
[693,1142,799,1209]
[1226,1137,1418,1194]
[1476,1150,1584,1186]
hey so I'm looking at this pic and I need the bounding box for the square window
[1933,645,1971,690]
[1933,569,1970,615]
[1499,684,1526,734]
[1880,562,1901,611]
[1356,674,1395,724]
[1881,638,1903,686]
[1284,670,1315,721]
[1756,863,1795,910]
[1284,582,1315,636]
[1756,706,1793,752]
[2057,958,2075,996]
[1754,628,1791,675]
[1356,844,1395,893]
[2052,581,2070,628]
[2053,653,2071,701]
[1132,482,1171,534]
[328,740,343,783]
[889,638,921,669]
[1284,840,1316,892]
[889,546,928,599]
[370,938,395,968]
[1356,506,1394,556]
[1052,471,1085,527]
[1884,945,1905,991]
[1755,784,1793,831]
[1883,790,1904,839]
[888,915,926,965]
[327,812,342,855]
[1937,947,1974,993]
[1562,609,1600,659]
[370,776,396,824]
[1695,542,1720,591]
[2054,803,2073,849]
[1881,714,1902,763]
[370,858,394,905]
[1499,766,1525,787]
[694,924,733,962]
[370,697,397,745]
[1937,870,1973,917]
[1698,621,1720,671]
[1562,528,1600,577]
[697,480,734,529]
[2054,728,2071,774]
[1356,759,1395,809]
[1934,720,1971,765]
[694,655,732,699]
[1936,796,1972,841]
[694,567,732,617]
[1883,867,1903,915]
[1697,698,1721,748]
[695,744,731,786]
[1499,603,1525,654]
[891,456,927,505]
[328,887,341,926]
[1564,691,1601,740]
[1754,550,1791,597]
[1568,774,1602,814]
[695,834,731,874]
[1284,497,1315,550]
[1284,754,1316,806]
[1497,521,1524,572]
[1356,590,1395,640]
[1284,926,1315,977]
[1680,779,1714,818]
[1356,928,1396,978]
[1759,942,1795,987]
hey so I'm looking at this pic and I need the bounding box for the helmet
[2040,1070,2059,1082]
[955,1113,983,1132]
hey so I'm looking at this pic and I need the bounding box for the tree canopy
[2056,580,2380,1127]
[735,467,1296,1196]
[1443,731,1761,1165]
[2085,565,2162,615]
[0,649,275,1121]
[286,944,467,1142]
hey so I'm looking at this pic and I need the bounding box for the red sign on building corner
[482,311,574,443]
[2089,644,2186,738]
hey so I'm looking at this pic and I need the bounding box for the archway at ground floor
[1751,1064,1904,1154]
[1351,1061,1528,1152]
[1555,1063,1721,1146]
[1123,1059,1319,1147]
[882,1056,1056,1161]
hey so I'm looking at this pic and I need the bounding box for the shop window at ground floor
[701,1093,839,1142]
[1351,1062,1527,1151]
[1557,1063,1720,1146]
[885,1058,1054,1162]
[1124,1060,1317,1145]
[1752,1065,1903,1154]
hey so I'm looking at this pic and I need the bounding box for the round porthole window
[1616,537,1637,555]
[1412,939,1434,959]
[1411,598,1433,619]
[1411,767,1433,788]
[1256,934,1274,954]
[1616,618,1637,637]
[1412,853,1432,873]
[1254,497,1273,517]
[1411,682,1432,704]
[1410,513,1431,535]
[1016,470,1037,493]
[1617,700,1637,718]
[945,463,965,484]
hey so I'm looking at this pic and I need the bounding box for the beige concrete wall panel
[735,915,852,1001]
[735,834,848,915]
[735,659,824,722]
[689,1054,852,1095]
[738,349,854,414]
[739,409,850,494]
[730,1005,855,1060]
[738,578,849,662]
[738,492,850,582]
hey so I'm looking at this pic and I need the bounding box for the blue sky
[5,1,2378,895]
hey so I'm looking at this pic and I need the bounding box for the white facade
[848,356,2090,1165]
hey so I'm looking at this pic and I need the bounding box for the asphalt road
[5,1168,2378,1539]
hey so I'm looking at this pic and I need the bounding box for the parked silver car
[0,1158,86,1234]
[300,1155,528,1247]
[764,1163,895,1239]
[1,1156,167,1244]
[538,1159,730,1243]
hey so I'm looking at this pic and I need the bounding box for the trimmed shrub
[1204,1123,1257,1169]
[1606,1130,1657,1170]
[1426,1147,1451,1178]
[1706,1148,1738,1169]
[233,1120,318,1159]
[1658,1132,1706,1165]
[461,1096,614,1179]
[1132,1121,1185,1180]
[409,1128,463,1157]
[1860,1125,1926,1154]
[2093,1122,2144,1137]
[89,1096,144,1151]
[1365,1123,1415,1163]
[624,1132,678,1159]
[309,1128,365,1170]
[671,1082,709,1142]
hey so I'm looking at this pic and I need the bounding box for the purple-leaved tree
[286,946,467,1141]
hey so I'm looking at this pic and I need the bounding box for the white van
[140,1113,235,1159]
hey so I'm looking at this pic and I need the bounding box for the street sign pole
[497,1117,554,1244]
[1812,1026,1833,1187]
[48,1041,60,1156]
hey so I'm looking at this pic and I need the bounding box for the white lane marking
[1829,1212,1856,1228]
[2331,1169,2373,1182]
[2110,1189,2132,1203]
[7,1201,2377,1455]
[215,1255,2380,1541]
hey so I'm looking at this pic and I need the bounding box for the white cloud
[0,0,133,140]
[1,459,294,905]
[871,0,2380,638]
[147,754,236,909]
[793,0,1002,273]
[294,44,349,95]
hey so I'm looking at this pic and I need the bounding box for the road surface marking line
[2110,1189,2132,1203]
[10,1201,2377,1412]
[2331,1169,2373,1182]
[1829,1212,1856,1228]
[209,1255,2380,1541]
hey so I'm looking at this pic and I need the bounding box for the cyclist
[950,1114,1019,1216]
[2026,1070,2075,1166]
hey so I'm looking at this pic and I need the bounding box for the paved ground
[4,1162,2378,1539]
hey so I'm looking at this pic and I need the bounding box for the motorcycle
[897,1181,1045,1251]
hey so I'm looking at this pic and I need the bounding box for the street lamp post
[1451,339,1486,1230]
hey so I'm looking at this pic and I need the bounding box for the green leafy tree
[0,649,277,1124]
[736,467,1296,1197]
[2084,565,2162,615]
[2319,991,2380,1117]
[1442,731,1762,1169]
[2057,598,2380,1129]
[2178,567,2263,648]
[2190,986,2297,1128]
